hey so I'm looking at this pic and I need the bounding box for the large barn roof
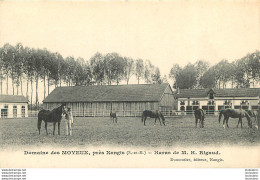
[175,88,260,98]
[0,95,28,103]
[43,83,171,103]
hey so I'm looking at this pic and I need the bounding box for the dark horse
[110,112,117,123]
[37,103,66,135]
[247,110,258,129]
[218,108,252,129]
[141,110,165,126]
[194,108,205,128]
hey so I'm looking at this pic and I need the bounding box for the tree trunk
[26,77,29,99]
[16,84,18,95]
[6,75,8,94]
[137,77,140,84]
[47,75,50,95]
[12,78,14,95]
[60,75,62,87]
[30,79,33,111]
[43,74,46,99]
[35,75,38,110]
[0,75,2,95]
[20,77,23,96]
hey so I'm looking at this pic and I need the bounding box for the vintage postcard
[0,1,259,168]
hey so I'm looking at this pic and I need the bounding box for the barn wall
[43,101,160,117]
[159,85,175,115]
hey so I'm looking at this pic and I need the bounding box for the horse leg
[240,117,242,128]
[38,119,42,135]
[144,117,147,126]
[237,118,241,128]
[158,117,162,126]
[58,122,61,135]
[53,122,56,135]
[195,118,198,128]
[45,122,48,135]
[223,117,226,129]
[115,117,117,123]
[226,117,229,128]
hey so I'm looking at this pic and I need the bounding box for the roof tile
[43,83,170,103]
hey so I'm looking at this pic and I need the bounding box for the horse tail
[218,110,223,124]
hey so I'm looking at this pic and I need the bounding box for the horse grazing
[37,103,66,135]
[218,108,252,129]
[110,112,117,123]
[141,110,165,126]
[247,110,258,129]
[194,108,205,128]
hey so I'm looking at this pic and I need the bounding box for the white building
[0,95,29,118]
[175,88,260,115]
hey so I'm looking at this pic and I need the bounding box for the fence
[4,109,255,119]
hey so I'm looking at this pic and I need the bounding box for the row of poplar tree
[0,43,259,106]
[0,43,164,106]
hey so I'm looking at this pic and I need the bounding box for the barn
[0,95,29,118]
[175,88,260,115]
[43,83,175,117]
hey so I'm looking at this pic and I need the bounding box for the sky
[0,1,259,103]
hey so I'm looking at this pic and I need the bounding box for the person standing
[65,107,74,136]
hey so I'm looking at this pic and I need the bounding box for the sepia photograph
[0,0,259,171]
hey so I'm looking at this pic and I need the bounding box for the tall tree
[14,43,24,95]
[2,43,15,94]
[214,60,232,88]
[194,60,209,88]
[90,52,105,85]
[135,59,144,84]
[175,63,197,89]
[169,64,181,89]
[144,60,155,84]
[151,67,162,84]
[199,67,217,88]
[0,47,3,94]
[247,51,260,87]
[123,57,135,85]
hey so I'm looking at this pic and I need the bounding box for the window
[180,101,185,105]
[208,101,215,105]
[224,100,231,105]
[209,93,214,99]
[13,105,17,118]
[21,106,25,118]
[192,101,199,105]
[1,105,8,118]
[251,106,258,110]
[241,100,248,105]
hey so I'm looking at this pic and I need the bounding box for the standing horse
[110,112,117,123]
[141,110,165,126]
[218,108,252,129]
[37,103,66,135]
[247,110,258,129]
[194,108,205,128]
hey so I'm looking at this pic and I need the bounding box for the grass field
[0,116,259,149]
